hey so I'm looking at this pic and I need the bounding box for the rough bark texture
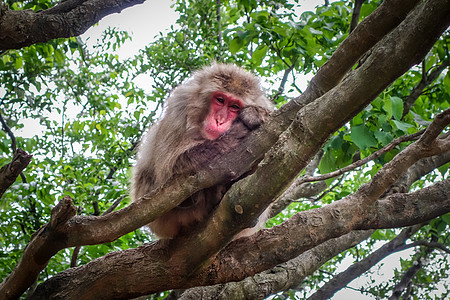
[184,144,450,299]
[177,230,374,300]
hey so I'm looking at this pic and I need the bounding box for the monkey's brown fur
[131,63,272,239]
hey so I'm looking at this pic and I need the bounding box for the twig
[0,111,17,153]
[299,130,425,185]
[271,62,296,102]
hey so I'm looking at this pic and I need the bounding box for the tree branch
[402,59,450,117]
[388,234,440,299]
[308,225,422,300]
[0,149,32,199]
[349,0,366,33]
[283,0,421,112]
[28,177,450,299]
[273,0,421,124]
[0,0,146,50]
[273,129,424,213]
[28,105,450,298]
[177,230,374,300]
[411,241,450,254]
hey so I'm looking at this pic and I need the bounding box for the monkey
[131,63,273,239]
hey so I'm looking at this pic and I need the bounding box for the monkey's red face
[202,92,243,140]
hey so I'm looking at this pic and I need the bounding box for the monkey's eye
[216,97,225,104]
[230,104,241,110]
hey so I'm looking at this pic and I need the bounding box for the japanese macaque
[131,63,272,239]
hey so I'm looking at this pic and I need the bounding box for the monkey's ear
[238,106,270,130]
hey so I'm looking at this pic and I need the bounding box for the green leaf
[251,45,267,66]
[14,56,23,69]
[350,125,378,150]
[318,149,336,173]
[392,120,414,133]
[442,213,450,226]
[443,72,450,95]
[374,131,393,145]
[229,37,243,54]
[390,96,404,120]
[54,49,65,65]
[383,99,393,119]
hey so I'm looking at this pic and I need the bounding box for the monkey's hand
[238,106,270,130]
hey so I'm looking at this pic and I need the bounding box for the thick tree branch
[28,177,450,299]
[0,0,146,50]
[200,0,450,258]
[385,148,450,195]
[177,230,374,300]
[279,0,421,115]
[0,196,76,300]
[253,145,450,299]
[184,118,450,288]
[307,144,450,299]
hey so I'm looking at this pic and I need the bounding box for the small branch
[359,109,450,206]
[402,59,450,117]
[308,225,422,300]
[302,130,424,185]
[0,149,32,199]
[409,240,450,254]
[270,63,296,102]
[0,111,29,183]
[349,0,366,33]
[0,111,16,153]
[270,129,425,215]
[216,0,222,44]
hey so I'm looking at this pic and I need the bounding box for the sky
[82,1,326,59]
